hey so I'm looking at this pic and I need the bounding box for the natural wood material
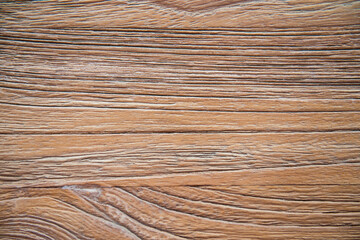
[1,132,360,188]
[1,0,360,239]
[1,186,360,239]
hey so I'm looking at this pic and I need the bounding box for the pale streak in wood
[2,106,360,133]
[1,0,360,239]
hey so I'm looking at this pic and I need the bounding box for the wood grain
[1,0,360,239]
[1,132,360,187]
[1,186,360,239]
[1,0,359,28]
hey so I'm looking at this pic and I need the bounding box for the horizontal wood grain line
[1,132,359,187]
[0,132,360,187]
[2,84,360,112]
[2,131,358,161]
[2,101,360,113]
[163,185,360,204]
[3,72,360,84]
[3,25,360,33]
[1,104,359,133]
[4,184,360,199]
[9,163,358,188]
[1,130,360,135]
[3,66,360,78]
[1,82,360,112]
[4,42,359,57]
[1,35,359,51]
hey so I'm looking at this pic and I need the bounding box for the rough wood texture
[1,132,360,188]
[1,0,360,239]
[1,186,360,240]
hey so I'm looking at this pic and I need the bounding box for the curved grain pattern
[123,187,360,226]
[2,186,359,240]
[150,185,360,212]
[201,185,360,203]
[0,194,140,240]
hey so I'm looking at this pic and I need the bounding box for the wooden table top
[1,0,359,239]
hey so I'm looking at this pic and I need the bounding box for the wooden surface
[1,0,360,239]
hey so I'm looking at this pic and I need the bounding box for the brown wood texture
[1,0,360,239]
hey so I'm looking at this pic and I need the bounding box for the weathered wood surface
[1,0,360,239]
[1,186,360,239]
[1,132,360,188]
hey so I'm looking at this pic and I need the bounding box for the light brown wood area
[1,0,360,239]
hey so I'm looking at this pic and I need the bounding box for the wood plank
[2,87,360,112]
[2,163,358,188]
[1,14,359,134]
[1,132,359,187]
[1,18,359,115]
[0,0,358,28]
[1,105,360,133]
[1,0,360,239]
[1,27,359,106]
[1,186,359,239]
